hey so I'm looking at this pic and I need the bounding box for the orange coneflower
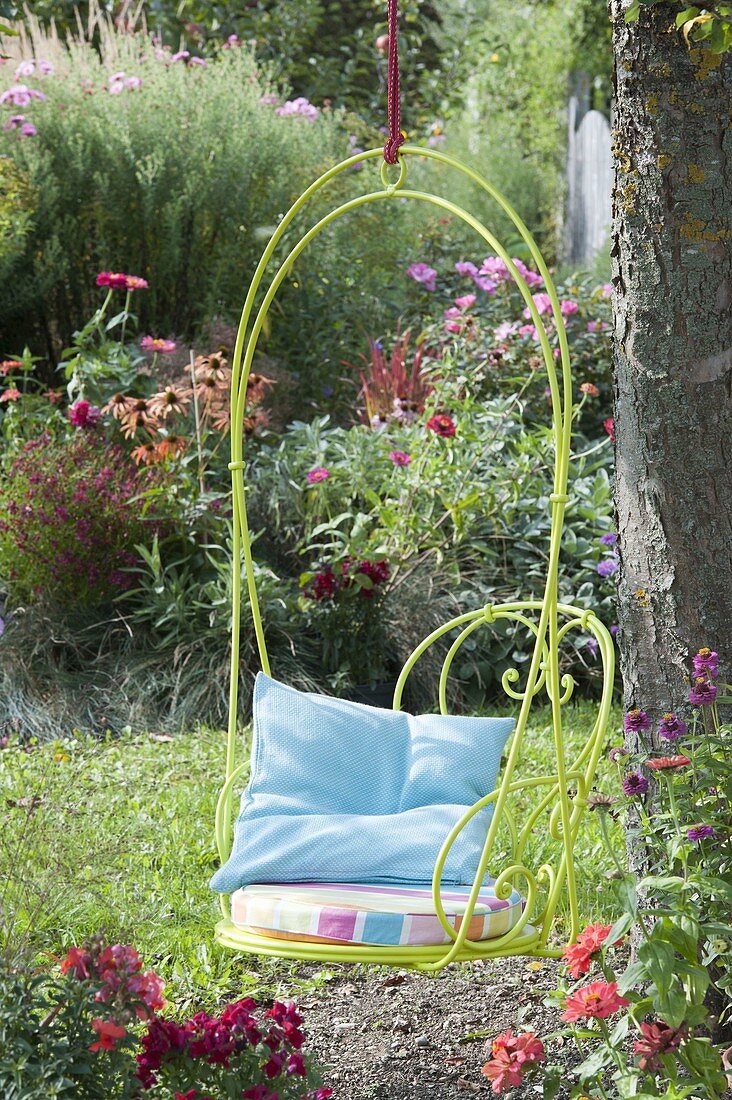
[103,393,135,420]
[148,384,191,419]
[246,373,276,404]
[131,441,157,465]
[119,398,158,438]
[193,351,228,383]
[153,434,187,461]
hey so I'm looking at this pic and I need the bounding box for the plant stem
[598,807,627,878]
[190,350,206,495]
[120,290,131,344]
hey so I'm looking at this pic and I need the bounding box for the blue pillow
[210,673,514,893]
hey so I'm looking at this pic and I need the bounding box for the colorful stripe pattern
[231,881,524,946]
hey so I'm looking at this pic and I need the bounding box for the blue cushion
[210,673,514,893]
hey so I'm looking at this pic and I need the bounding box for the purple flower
[455,261,478,278]
[689,677,717,706]
[585,638,599,658]
[599,533,618,546]
[692,648,718,679]
[306,467,330,484]
[658,712,687,741]
[389,451,411,466]
[275,96,319,122]
[610,624,620,637]
[494,321,519,340]
[623,771,649,796]
[0,84,47,107]
[473,275,497,293]
[608,745,629,764]
[686,825,715,842]
[597,558,618,577]
[479,256,510,282]
[624,708,651,733]
[407,263,437,291]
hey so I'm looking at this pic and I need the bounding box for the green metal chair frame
[214,145,615,971]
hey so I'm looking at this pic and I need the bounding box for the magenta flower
[599,532,618,546]
[624,708,650,733]
[692,647,718,678]
[96,271,148,291]
[389,451,411,466]
[658,713,687,741]
[140,336,176,354]
[455,260,478,278]
[689,677,717,705]
[407,262,437,291]
[597,558,618,577]
[275,97,319,122]
[587,320,609,332]
[518,323,539,341]
[560,299,579,315]
[426,413,456,437]
[454,293,476,310]
[443,306,463,334]
[68,400,101,428]
[306,467,330,484]
[623,771,649,796]
[687,825,715,842]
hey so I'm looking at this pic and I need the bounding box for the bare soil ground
[299,957,569,1099]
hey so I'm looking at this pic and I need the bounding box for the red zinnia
[646,755,691,770]
[634,1020,684,1071]
[563,922,622,978]
[562,980,629,1022]
[426,413,456,437]
[89,1017,126,1052]
[603,417,615,442]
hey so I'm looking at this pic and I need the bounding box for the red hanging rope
[383,0,405,164]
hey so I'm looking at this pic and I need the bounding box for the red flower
[646,755,691,770]
[603,416,615,441]
[634,1019,685,1070]
[580,382,599,396]
[89,1017,126,1052]
[96,271,129,289]
[563,980,629,1022]
[60,945,93,979]
[426,412,456,437]
[481,1030,545,1094]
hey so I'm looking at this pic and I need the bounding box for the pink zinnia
[140,336,176,354]
[125,275,149,290]
[407,262,437,291]
[562,981,629,1022]
[481,1030,545,1094]
[389,451,411,466]
[306,467,330,484]
[96,271,129,289]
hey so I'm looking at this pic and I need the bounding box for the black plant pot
[347,680,398,709]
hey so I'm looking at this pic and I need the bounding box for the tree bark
[610,0,732,732]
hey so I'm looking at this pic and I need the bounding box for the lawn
[0,700,623,1016]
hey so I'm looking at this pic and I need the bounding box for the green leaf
[676,6,701,28]
[575,1044,614,1080]
[604,911,634,947]
[616,959,647,994]
[625,1,641,21]
[542,1066,562,1100]
[617,874,638,917]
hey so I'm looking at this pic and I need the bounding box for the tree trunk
[610,0,732,734]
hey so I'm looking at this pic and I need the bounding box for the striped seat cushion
[231,881,524,947]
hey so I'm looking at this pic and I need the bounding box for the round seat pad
[230,881,524,947]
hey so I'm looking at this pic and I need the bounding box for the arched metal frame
[214,146,615,970]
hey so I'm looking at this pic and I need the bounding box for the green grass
[0,701,622,1012]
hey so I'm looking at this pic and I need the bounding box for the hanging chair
[212,9,615,971]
